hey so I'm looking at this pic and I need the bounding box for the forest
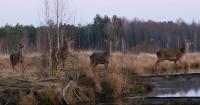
[0,14,199,53]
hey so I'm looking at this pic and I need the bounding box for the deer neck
[181,43,190,53]
[67,42,73,52]
[105,47,111,57]
[19,48,24,56]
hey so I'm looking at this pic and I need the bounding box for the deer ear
[18,43,21,46]
[183,36,187,41]
[70,40,75,44]
[185,39,190,43]
[104,39,108,43]
[19,43,24,48]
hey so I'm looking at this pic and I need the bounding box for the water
[155,88,200,97]
[124,74,200,104]
[147,73,200,98]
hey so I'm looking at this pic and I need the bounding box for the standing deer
[59,39,74,69]
[10,43,25,72]
[155,39,192,74]
[90,40,112,71]
[51,40,74,69]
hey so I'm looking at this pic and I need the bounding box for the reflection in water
[156,88,200,97]
[148,76,200,98]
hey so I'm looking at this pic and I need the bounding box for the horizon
[0,0,200,26]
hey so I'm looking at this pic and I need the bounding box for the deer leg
[92,63,97,70]
[92,63,97,77]
[179,60,188,74]
[12,64,16,72]
[173,61,177,74]
[61,59,65,70]
[154,60,159,75]
[21,61,25,78]
[104,62,109,70]
[21,62,25,73]
[156,62,160,75]
[155,60,159,68]
[155,59,162,75]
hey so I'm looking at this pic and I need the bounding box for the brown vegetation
[1,51,200,104]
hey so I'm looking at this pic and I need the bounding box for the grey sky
[0,0,200,26]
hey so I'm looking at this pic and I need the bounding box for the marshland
[1,0,200,105]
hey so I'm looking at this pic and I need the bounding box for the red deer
[10,43,25,72]
[58,39,74,69]
[155,39,192,74]
[90,40,112,71]
[51,40,74,69]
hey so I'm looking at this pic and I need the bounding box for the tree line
[0,14,200,53]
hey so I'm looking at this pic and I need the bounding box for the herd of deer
[9,39,192,76]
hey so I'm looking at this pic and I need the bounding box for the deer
[90,39,112,72]
[155,39,192,74]
[58,39,74,69]
[10,43,25,72]
[51,39,74,69]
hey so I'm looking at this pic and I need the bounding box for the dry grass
[1,51,200,104]
[77,51,200,75]
[2,51,198,78]
[19,94,37,105]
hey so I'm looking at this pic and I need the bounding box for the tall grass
[1,52,200,104]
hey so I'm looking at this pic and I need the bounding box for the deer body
[156,49,184,61]
[58,40,74,69]
[155,40,192,74]
[58,46,69,68]
[10,43,24,71]
[90,40,111,70]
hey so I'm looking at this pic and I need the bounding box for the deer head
[104,39,111,48]
[63,39,75,52]
[19,43,24,49]
[184,39,192,52]
[104,39,112,53]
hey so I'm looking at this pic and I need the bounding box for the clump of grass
[160,63,173,74]
[99,72,124,98]
[19,94,37,105]
[190,62,200,69]
[101,81,113,97]
[130,83,153,94]
[0,88,20,105]
[144,65,156,75]
[121,66,138,76]
[121,77,153,95]
[34,85,62,105]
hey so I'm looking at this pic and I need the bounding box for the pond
[123,74,200,105]
[154,88,200,97]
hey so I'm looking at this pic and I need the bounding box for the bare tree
[42,0,72,75]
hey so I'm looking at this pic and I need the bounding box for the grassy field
[1,52,200,77]
[0,52,200,104]
[77,51,200,75]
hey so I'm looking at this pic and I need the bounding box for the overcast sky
[0,0,200,26]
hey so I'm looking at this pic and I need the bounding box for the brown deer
[58,39,74,69]
[90,40,112,71]
[10,43,25,72]
[155,39,192,74]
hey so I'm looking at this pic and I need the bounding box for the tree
[42,0,71,75]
